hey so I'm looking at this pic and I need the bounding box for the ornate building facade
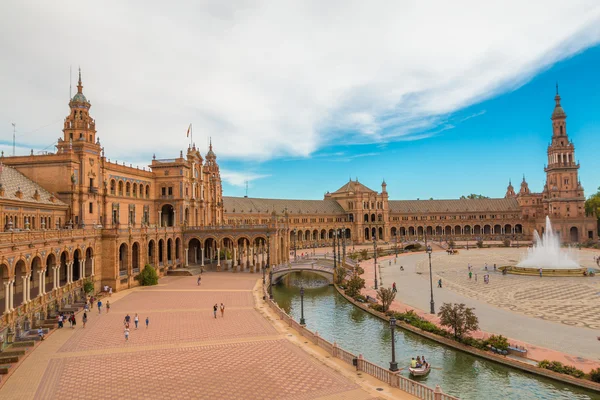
[0,73,595,339]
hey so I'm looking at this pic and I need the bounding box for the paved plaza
[372,247,600,368]
[0,273,407,400]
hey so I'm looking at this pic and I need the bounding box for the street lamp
[342,227,346,266]
[373,237,378,290]
[337,228,342,266]
[333,231,337,270]
[267,232,272,299]
[299,285,306,325]
[426,245,435,314]
[293,228,297,261]
[262,239,266,284]
[394,235,398,258]
[389,317,398,372]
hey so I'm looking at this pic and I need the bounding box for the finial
[153,153,156,160]
[556,82,559,96]
[77,67,83,93]
[209,137,213,151]
[522,174,526,182]
[509,179,512,185]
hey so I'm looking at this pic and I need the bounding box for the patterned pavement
[0,272,396,400]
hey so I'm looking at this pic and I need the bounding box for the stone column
[173,210,177,227]
[53,267,58,290]
[80,259,85,280]
[23,275,30,303]
[3,281,9,314]
[9,280,15,311]
[91,256,95,276]
[158,211,162,227]
[184,248,189,267]
[39,270,44,295]
[201,248,204,266]
[250,246,255,273]
[217,247,221,269]
[233,247,238,267]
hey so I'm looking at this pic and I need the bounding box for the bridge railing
[262,281,458,400]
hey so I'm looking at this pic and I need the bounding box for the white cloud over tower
[1,0,600,163]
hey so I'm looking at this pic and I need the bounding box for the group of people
[123,313,148,341]
[467,264,493,284]
[213,303,225,318]
[56,312,77,329]
[410,355,428,369]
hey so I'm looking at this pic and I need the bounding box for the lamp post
[373,237,378,290]
[394,235,398,258]
[293,228,297,261]
[333,231,337,270]
[342,227,346,266]
[299,285,306,325]
[426,245,435,314]
[267,232,272,299]
[262,239,266,284]
[337,229,342,266]
[389,317,398,371]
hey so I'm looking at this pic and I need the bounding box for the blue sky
[221,45,600,200]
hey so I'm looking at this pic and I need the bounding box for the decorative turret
[519,175,530,195]
[61,68,97,145]
[381,179,387,193]
[505,179,516,198]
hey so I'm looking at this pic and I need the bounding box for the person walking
[57,314,63,329]
[71,312,77,329]
[220,303,225,318]
[67,313,73,328]
[134,313,139,329]
[438,278,442,288]
[539,268,543,278]
[82,312,88,328]
[124,326,130,341]
[145,316,149,329]
[124,313,131,326]
[197,276,201,286]
[97,300,102,314]
[106,300,111,313]
[392,282,397,293]
[468,271,472,280]
[213,304,218,319]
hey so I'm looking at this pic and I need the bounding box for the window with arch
[126,182,131,196]
[146,185,150,198]
[118,181,124,196]
[133,183,138,197]
[110,179,116,195]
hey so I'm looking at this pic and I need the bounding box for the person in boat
[411,357,417,368]
[416,356,422,367]
[422,355,428,368]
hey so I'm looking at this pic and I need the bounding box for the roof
[71,92,88,103]
[332,180,376,194]
[0,165,66,206]
[223,196,346,215]
[388,198,520,213]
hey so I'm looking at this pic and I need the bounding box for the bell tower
[543,86,585,220]
[59,68,97,147]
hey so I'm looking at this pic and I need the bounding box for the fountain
[506,216,584,276]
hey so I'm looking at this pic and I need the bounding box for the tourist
[124,326,130,341]
[213,304,218,319]
[468,271,472,280]
[145,316,149,328]
[82,312,88,328]
[484,263,488,271]
[84,302,89,313]
[197,276,201,286]
[106,300,111,313]
[134,313,139,329]
[97,300,102,314]
[539,268,543,278]
[109,287,113,297]
[438,279,442,288]
[57,314,63,329]
[411,357,416,368]
[400,265,404,271]
[422,355,427,367]
[220,303,225,317]
[392,282,397,293]
[68,313,73,328]
[416,356,421,367]
[468,263,471,272]
[124,313,131,326]
[389,261,391,266]
[38,327,45,341]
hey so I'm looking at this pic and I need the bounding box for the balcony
[88,186,99,194]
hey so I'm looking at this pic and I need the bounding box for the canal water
[272,272,599,400]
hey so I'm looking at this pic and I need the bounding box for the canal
[272,271,599,400]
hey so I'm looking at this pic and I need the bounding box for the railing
[185,224,269,231]
[119,270,127,277]
[262,280,458,400]
[132,268,140,274]
[88,186,98,193]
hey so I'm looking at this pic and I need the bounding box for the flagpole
[191,124,193,148]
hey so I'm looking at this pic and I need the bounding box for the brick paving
[0,272,394,400]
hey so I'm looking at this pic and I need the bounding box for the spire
[551,83,566,120]
[522,174,526,183]
[209,137,213,152]
[77,67,83,94]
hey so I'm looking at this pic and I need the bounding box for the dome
[71,92,88,103]
[552,105,566,119]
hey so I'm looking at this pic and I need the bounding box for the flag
[186,124,192,137]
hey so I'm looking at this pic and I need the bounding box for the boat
[408,363,431,377]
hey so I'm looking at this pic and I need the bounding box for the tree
[83,278,94,294]
[334,265,346,285]
[376,287,396,312]
[437,303,479,340]
[585,186,600,235]
[360,249,369,260]
[460,194,490,199]
[136,264,159,286]
[345,275,365,298]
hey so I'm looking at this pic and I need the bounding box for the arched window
[126,182,131,196]
[110,180,116,195]
[118,181,124,196]
[146,185,150,198]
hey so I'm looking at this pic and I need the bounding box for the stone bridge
[271,257,355,284]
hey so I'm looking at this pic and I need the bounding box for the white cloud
[220,169,270,187]
[1,1,600,164]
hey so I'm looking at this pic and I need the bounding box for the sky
[1,1,600,200]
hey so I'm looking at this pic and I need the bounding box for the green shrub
[537,360,585,379]
[502,239,511,247]
[461,336,488,350]
[360,249,369,260]
[487,334,509,351]
[354,294,367,302]
[356,266,365,275]
[370,303,385,312]
[448,240,455,249]
[590,368,600,383]
[476,240,483,248]
[136,264,159,286]
[83,278,95,294]
[344,275,365,298]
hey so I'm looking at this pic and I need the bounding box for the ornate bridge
[271,257,355,284]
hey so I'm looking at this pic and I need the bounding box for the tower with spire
[542,86,587,240]
[505,179,516,198]
[60,68,97,147]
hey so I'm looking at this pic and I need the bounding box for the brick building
[0,73,595,339]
